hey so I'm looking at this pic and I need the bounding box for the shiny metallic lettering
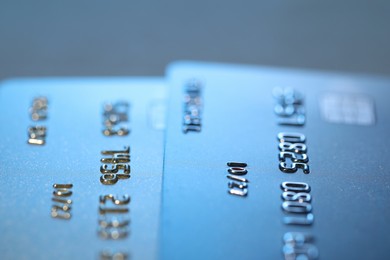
[226,162,249,197]
[278,133,310,174]
[228,181,248,190]
[282,191,311,203]
[100,164,131,174]
[281,182,311,193]
[277,132,306,144]
[227,167,248,175]
[227,162,248,167]
[282,201,312,214]
[279,142,307,154]
[99,207,129,215]
[227,174,249,183]
[28,126,46,145]
[279,152,309,163]
[101,147,130,155]
[273,89,318,258]
[51,183,73,220]
[279,161,310,174]
[100,147,131,185]
[280,182,314,226]
[228,188,248,197]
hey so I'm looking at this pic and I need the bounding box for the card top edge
[166,60,390,81]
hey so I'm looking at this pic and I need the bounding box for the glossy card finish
[161,62,390,260]
[0,78,166,260]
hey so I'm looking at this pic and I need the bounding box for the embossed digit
[277,132,306,143]
[279,142,307,154]
[100,174,119,185]
[279,152,308,163]
[282,191,311,203]
[100,164,131,174]
[281,182,311,192]
[279,160,310,174]
[282,201,312,214]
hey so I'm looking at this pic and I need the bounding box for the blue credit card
[161,62,390,260]
[1,63,390,260]
[0,78,166,260]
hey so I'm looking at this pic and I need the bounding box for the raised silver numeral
[100,147,131,185]
[278,132,306,144]
[51,183,73,220]
[281,182,311,192]
[226,162,249,197]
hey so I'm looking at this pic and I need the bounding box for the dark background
[1,0,389,79]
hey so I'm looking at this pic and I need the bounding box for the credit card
[0,78,166,260]
[161,62,390,260]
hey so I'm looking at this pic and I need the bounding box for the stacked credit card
[1,62,389,260]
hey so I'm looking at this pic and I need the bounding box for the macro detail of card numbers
[162,62,390,260]
[0,78,166,260]
[1,62,390,260]
[274,88,316,259]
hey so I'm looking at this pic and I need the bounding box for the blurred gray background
[1,0,389,79]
